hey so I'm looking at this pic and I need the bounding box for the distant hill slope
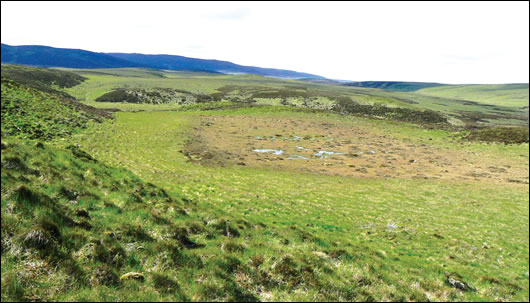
[1,64,87,93]
[342,81,445,92]
[416,84,530,108]
[106,53,325,79]
[1,44,148,69]
[297,78,344,85]
[1,43,324,79]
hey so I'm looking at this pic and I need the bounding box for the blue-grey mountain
[1,43,325,79]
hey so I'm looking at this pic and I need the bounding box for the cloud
[443,54,480,62]
[185,44,203,49]
[208,7,251,20]
[441,53,505,67]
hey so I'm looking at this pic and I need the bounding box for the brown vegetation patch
[187,114,528,185]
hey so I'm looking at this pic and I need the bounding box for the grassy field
[64,106,528,301]
[2,65,529,301]
[417,84,529,108]
[342,81,445,92]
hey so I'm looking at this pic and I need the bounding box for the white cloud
[1,1,528,83]
[208,7,251,19]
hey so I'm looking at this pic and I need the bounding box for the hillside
[1,44,324,79]
[1,65,529,301]
[1,66,112,140]
[417,84,530,108]
[1,44,148,69]
[106,53,325,79]
[1,64,87,90]
[1,138,195,301]
[59,67,529,129]
[342,81,446,92]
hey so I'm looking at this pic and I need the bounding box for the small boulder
[120,272,144,281]
[445,272,474,291]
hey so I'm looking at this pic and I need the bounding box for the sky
[1,1,529,84]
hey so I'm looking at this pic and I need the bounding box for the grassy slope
[417,84,529,108]
[69,107,529,301]
[1,79,111,140]
[1,139,194,301]
[1,65,113,140]
[1,65,87,93]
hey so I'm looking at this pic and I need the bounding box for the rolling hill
[1,44,325,79]
[416,84,530,108]
[1,44,148,69]
[105,53,325,79]
[342,81,446,92]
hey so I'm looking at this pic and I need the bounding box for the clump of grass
[221,240,245,253]
[210,218,241,238]
[174,227,203,248]
[151,273,180,294]
[23,229,53,249]
[250,255,265,268]
[13,184,40,205]
[461,127,529,144]
[91,266,119,286]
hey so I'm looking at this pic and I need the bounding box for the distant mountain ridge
[1,43,325,79]
[1,44,150,69]
[105,52,324,79]
[342,81,445,92]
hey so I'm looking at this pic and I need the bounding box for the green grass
[61,68,528,128]
[1,78,110,139]
[342,81,445,92]
[417,84,529,108]
[2,64,87,90]
[1,139,193,301]
[63,69,295,101]
[64,106,528,301]
[81,100,186,112]
[2,66,529,301]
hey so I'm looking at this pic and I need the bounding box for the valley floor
[67,106,529,301]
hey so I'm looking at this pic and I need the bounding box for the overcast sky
[2,1,529,84]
